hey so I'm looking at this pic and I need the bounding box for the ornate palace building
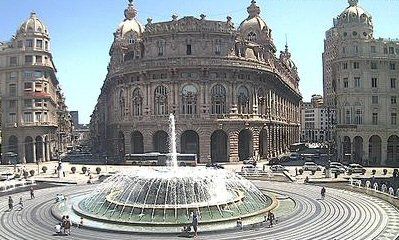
[323,0,399,166]
[90,0,302,163]
[0,12,73,164]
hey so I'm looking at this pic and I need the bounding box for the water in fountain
[168,113,178,169]
[66,113,273,233]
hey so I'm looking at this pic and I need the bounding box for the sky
[1,0,398,124]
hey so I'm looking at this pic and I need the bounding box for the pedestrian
[30,187,35,199]
[8,196,13,211]
[321,187,326,200]
[267,211,275,227]
[55,223,62,235]
[63,171,66,178]
[295,167,298,176]
[192,211,199,237]
[236,217,243,230]
[61,216,66,233]
[64,215,71,235]
[77,217,84,228]
[18,197,23,210]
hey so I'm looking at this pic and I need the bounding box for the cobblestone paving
[0,181,398,240]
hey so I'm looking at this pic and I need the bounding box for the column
[33,141,37,163]
[252,127,260,157]
[363,138,369,163]
[199,131,211,164]
[124,130,131,154]
[228,130,239,162]
[381,139,387,166]
[46,140,51,161]
[143,129,153,152]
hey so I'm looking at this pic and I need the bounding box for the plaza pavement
[0,179,398,239]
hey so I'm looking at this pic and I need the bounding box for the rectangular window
[36,39,43,49]
[26,39,33,47]
[25,55,33,64]
[345,110,351,124]
[354,77,361,87]
[9,84,17,97]
[34,70,43,78]
[389,47,395,54]
[372,96,378,104]
[186,44,192,55]
[370,46,376,53]
[8,113,16,124]
[372,113,378,125]
[24,99,32,108]
[35,83,42,92]
[391,78,397,88]
[392,113,397,125]
[24,71,33,79]
[384,47,388,54]
[17,41,23,48]
[389,62,396,70]
[396,48,399,55]
[35,112,42,122]
[9,100,16,110]
[43,112,48,122]
[24,82,33,91]
[9,72,17,81]
[36,56,42,64]
[44,41,48,50]
[353,62,360,69]
[391,96,397,104]
[371,61,377,69]
[344,78,349,88]
[372,78,378,88]
[23,112,33,123]
[343,62,348,69]
[9,56,17,66]
[35,99,42,107]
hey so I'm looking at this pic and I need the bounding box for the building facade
[90,0,302,163]
[300,95,335,143]
[0,12,73,164]
[323,0,399,166]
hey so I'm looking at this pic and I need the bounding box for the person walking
[267,211,275,227]
[321,187,326,200]
[30,187,35,199]
[18,197,23,210]
[192,211,199,237]
[8,196,13,211]
[64,215,72,235]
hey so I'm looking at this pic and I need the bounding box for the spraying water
[169,113,178,169]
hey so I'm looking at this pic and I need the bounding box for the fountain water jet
[168,113,178,169]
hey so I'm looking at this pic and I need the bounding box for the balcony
[336,124,357,129]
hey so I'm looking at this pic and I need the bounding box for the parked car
[303,162,321,171]
[268,157,279,165]
[330,162,348,170]
[269,165,288,172]
[241,164,259,173]
[0,173,15,181]
[347,164,366,174]
[243,158,256,165]
[329,165,346,174]
[206,163,224,169]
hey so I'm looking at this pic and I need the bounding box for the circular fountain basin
[59,167,274,232]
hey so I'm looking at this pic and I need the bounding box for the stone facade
[323,0,399,166]
[0,12,73,164]
[90,0,302,163]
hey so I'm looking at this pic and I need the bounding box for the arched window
[157,41,164,56]
[119,89,125,117]
[154,85,168,115]
[211,84,226,115]
[247,32,257,42]
[132,88,143,116]
[181,84,197,115]
[237,86,250,114]
[258,88,267,116]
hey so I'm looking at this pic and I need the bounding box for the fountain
[61,114,273,233]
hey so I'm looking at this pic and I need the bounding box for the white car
[330,162,348,170]
[348,164,366,174]
[241,164,259,173]
[329,165,346,174]
[303,162,321,171]
[270,165,288,172]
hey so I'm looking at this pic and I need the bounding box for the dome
[336,0,373,28]
[18,12,48,35]
[116,0,143,38]
[238,0,270,42]
[238,1,270,42]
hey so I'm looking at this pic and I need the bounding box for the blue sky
[1,0,398,124]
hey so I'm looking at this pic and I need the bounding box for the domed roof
[336,0,373,28]
[116,0,143,38]
[238,1,269,38]
[18,12,48,35]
